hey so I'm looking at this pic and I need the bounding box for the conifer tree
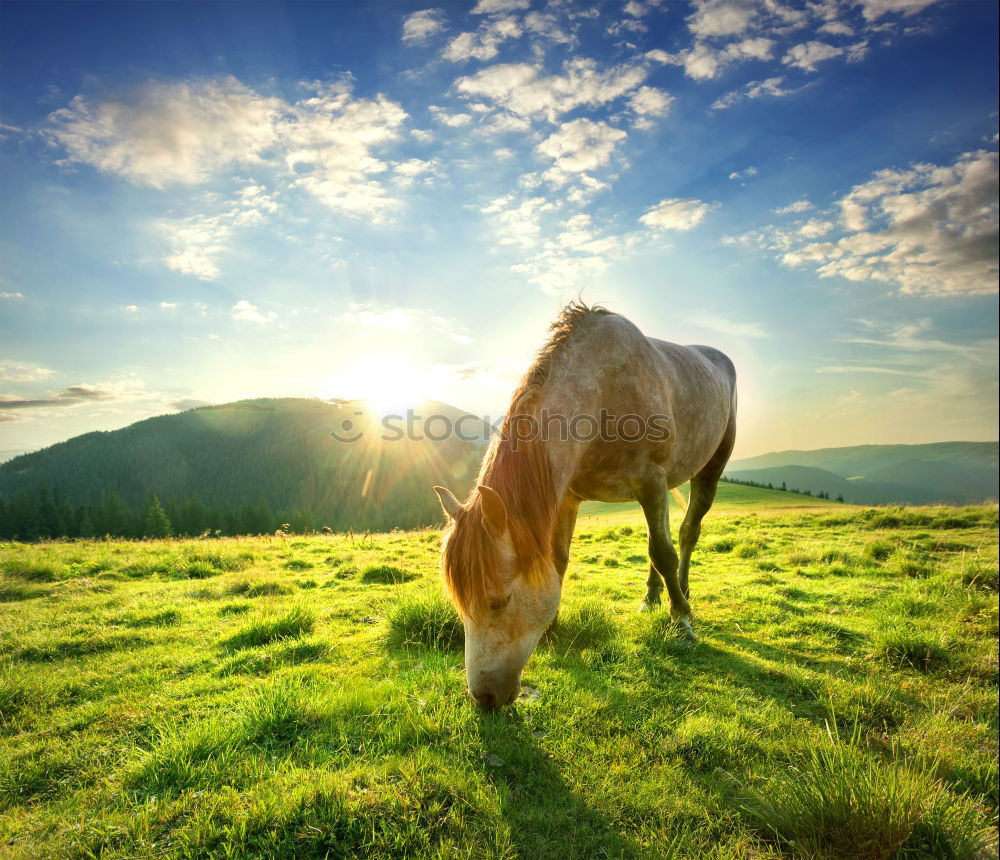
[142,495,172,538]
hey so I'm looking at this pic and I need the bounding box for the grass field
[578,480,846,526]
[1,502,997,858]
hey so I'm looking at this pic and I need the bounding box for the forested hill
[0,398,488,534]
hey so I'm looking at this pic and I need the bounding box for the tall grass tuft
[733,540,763,559]
[222,606,317,650]
[738,723,981,859]
[239,676,320,748]
[960,562,998,592]
[0,560,59,582]
[863,539,896,562]
[873,626,951,672]
[385,590,464,651]
[545,599,618,652]
[191,550,254,571]
[0,671,60,730]
[361,564,416,584]
[129,716,237,796]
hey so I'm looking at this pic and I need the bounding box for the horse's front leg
[640,564,662,611]
[638,482,695,641]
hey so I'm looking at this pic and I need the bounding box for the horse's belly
[568,473,636,503]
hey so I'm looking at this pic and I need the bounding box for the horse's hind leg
[638,483,694,640]
[678,417,736,598]
[677,476,719,600]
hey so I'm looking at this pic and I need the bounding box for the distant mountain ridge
[0,398,488,532]
[725,442,998,505]
[1,401,995,535]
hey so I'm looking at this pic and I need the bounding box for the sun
[326,354,432,416]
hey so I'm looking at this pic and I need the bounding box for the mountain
[0,398,489,531]
[725,442,998,505]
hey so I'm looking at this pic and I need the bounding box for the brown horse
[434,302,737,709]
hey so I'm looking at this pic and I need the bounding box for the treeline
[0,399,482,536]
[0,488,336,541]
[720,475,844,503]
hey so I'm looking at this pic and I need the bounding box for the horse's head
[434,484,560,710]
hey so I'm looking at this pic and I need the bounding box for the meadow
[0,499,997,858]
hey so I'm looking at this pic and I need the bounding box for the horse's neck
[534,390,597,504]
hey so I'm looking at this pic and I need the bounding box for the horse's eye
[487,595,512,612]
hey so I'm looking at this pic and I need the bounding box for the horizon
[0,392,996,467]
[1,0,998,464]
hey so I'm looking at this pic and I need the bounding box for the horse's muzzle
[470,680,520,711]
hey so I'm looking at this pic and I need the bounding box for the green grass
[0,504,997,858]
[578,479,846,525]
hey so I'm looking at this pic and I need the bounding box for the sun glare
[327,354,432,416]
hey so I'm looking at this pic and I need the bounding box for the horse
[433,302,737,710]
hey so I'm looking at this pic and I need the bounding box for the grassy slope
[579,481,844,526]
[0,504,997,859]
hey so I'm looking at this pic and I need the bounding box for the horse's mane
[442,301,613,618]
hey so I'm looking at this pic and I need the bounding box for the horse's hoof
[676,617,698,643]
[639,597,661,613]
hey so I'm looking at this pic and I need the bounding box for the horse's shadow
[474,707,640,860]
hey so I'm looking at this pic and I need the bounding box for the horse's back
[558,312,737,494]
[643,338,737,484]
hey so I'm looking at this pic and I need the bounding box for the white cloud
[858,0,939,20]
[687,0,759,38]
[429,105,473,127]
[159,183,277,279]
[0,291,24,300]
[392,158,440,186]
[512,250,612,296]
[782,40,844,71]
[45,77,281,188]
[523,11,575,46]
[729,165,758,180]
[687,313,768,338]
[712,76,794,109]
[0,360,57,383]
[536,119,627,176]
[819,19,855,36]
[159,301,177,309]
[740,149,999,296]
[839,318,996,361]
[627,86,673,118]
[282,85,408,220]
[123,304,138,313]
[624,0,653,16]
[640,198,717,231]
[661,36,775,81]
[46,76,409,221]
[454,57,648,122]
[549,213,623,256]
[774,198,813,214]
[160,212,232,281]
[472,0,529,13]
[231,300,276,323]
[340,304,472,342]
[816,365,920,375]
[481,194,558,247]
[798,218,834,238]
[443,16,522,62]
[402,9,446,45]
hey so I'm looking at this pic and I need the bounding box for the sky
[0,0,997,462]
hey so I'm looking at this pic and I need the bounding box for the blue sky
[0,0,996,461]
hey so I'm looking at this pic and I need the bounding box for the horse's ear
[433,486,463,520]
[477,484,508,536]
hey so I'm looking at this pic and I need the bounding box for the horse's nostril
[473,690,497,710]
